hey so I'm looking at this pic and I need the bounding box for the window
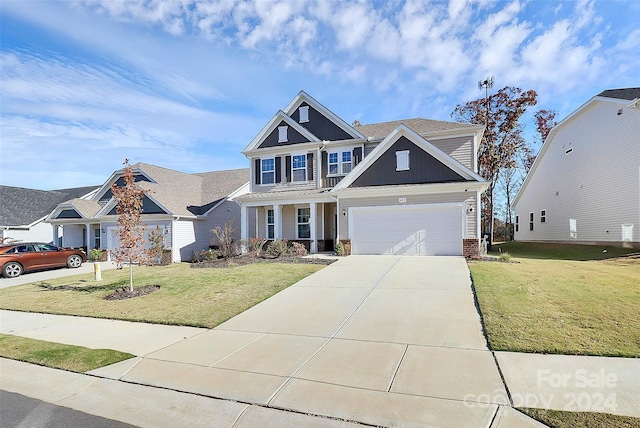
[267,209,275,239]
[36,244,59,252]
[540,210,546,223]
[94,228,101,249]
[261,158,275,185]
[297,207,310,239]
[570,218,577,239]
[278,126,288,143]
[342,151,352,174]
[529,212,534,231]
[515,215,519,232]
[292,154,306,182]
[396,150,410,171]
[328,152,339,175]
[299,106,309,123]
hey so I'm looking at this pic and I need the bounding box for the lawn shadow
[490,242,639,261]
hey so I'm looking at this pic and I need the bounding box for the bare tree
[111,159,148,292]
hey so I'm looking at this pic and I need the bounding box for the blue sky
[1,0,638,190]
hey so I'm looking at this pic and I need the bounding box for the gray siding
[290,102,353,141]
[258,120,311,149]
[431,136,474,171]
[339,192,477,240]
[514,99,640,244]
[351,136,466,187]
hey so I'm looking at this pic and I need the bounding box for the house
[45,163,250,262]
[513,88,640,247]
[0,185,98,243]
[236,91,488,256]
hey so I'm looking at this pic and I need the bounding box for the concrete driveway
[0,261,116,289]
[89,256,542,427]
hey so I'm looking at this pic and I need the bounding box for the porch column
[240,205,249,242]
[85,224,92,251]
[274,204,283,239]
[310,202,317,253]
[53,225,59,246]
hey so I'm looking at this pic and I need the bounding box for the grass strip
[518,407,640,428]
[0,334,134,373]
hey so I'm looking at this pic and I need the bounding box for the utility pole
[478,76,494,252]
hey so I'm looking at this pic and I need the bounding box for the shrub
[291,242,307,256]
[192,249,222,263]
[89,248,103,261]
[499,251,511,263]
[212,220,237,259]
[146,226,165,265]
[266,239,289,258]
[247,238,268,256]
[335,241,345,256]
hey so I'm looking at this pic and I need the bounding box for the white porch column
[53,225,59,246]
[85,224,92,250]
[240,205,249,242]
[274,204,283,239]
[310,202,317,253]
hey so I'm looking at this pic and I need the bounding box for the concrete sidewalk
[1,256,550,427]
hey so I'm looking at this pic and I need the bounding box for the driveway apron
[91,256,537,427]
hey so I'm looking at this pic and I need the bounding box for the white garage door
[350,204,463,255]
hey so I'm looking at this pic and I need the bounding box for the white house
[513,88,640,247]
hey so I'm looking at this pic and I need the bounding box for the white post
[310,202,317,253]
[85,224,92,251]
[240,205,249,253]
[53,225,59,246]
[274,204,283,239]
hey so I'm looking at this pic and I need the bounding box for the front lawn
[0,262,324,328]
[0,334,134,373]
[469,242,640,357]
[518,408,640,428]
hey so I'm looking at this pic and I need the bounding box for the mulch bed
[104,285,161,300]
[191,254,337,269]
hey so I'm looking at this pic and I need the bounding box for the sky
[1,0,638,190]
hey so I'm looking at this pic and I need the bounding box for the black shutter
[353,147,363,166]
[321,152,328,177]
[307,152,314,181]
[275,156,281,183]
[254,159,261,185]
[285,156,292,182]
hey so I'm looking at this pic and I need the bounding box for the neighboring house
[45,163,250,262]
[513,88,640,247]
[0,185,98,243]
[236,91,488,256]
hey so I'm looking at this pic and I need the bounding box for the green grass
[491,241,638,261]
[0,262,324,328]
[0,334,134,373]
[518,408,640,428]
[469,243,640,357]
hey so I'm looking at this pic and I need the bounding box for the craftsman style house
[46,163,250,262]
[236,91,488,256]
[513,88,640,247]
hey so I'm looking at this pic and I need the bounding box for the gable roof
[284,90,365,140]
[243,111,320,153]
[332,124,485,193]
[355,118,481,140]
[0,185,98,227]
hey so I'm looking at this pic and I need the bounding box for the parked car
[0,243,86,278]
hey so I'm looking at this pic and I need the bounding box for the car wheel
[3,262,23,278]
[67,255,83,268]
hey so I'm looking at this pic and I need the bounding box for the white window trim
[515,215,519,232]
[540,210,546,223]
[341,151,352,174]
[278,125,288,143]
[291,153,307,182]
[296,206,311,239]
[529,212,534,231]
[299,106,309,123]
[328,149,353,176]
[396,150,410,171]
[328,152,339,176]
[261,157,276,186]
[266,208,275,240]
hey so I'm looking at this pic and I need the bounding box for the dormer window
[299,106,309,123]
[396,150,410,171]
[278,126,288,143]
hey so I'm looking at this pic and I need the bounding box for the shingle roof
[355,118,478,140]
[62,198,102,218]
[127,163,249,217]
[597,88,640,101]
[0,185,98,227]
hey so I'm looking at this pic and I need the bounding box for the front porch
[240,200,338,253]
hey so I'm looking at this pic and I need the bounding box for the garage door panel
[350,204,463,256]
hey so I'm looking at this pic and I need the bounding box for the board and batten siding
[338,192,477,241]
[514,99,640,244]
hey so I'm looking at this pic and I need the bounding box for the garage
[349,204,464,255]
